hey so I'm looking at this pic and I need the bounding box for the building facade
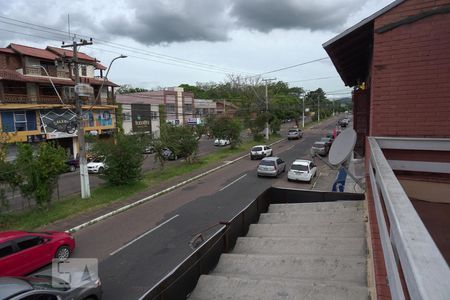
[324,0,450,298]
[0,43,118,160]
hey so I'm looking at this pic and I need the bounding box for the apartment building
[0,43,118,159]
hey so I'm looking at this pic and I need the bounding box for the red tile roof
[94,61,107,70]
[0,48,15,54]
[46,46,96,62]
[9,43,58,61]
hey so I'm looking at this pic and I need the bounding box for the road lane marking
[219,174,247,191]
[109,214,179,256]
[66,138,286,234]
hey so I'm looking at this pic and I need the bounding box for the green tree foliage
[161,124,199,163]
[15,143,66,208]
[209,116,243,148]
[93,134,146,185]
[116,84,149,94]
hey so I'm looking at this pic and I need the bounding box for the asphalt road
[67,116,341,300]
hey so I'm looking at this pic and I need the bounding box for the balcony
[368,137,450,299]
[0,93,75,105]
[25,67,70,79]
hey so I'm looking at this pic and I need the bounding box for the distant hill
[334,97,351,103]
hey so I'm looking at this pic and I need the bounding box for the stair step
[268,201,363,213]
[258,211,364,224]
[212,253,367,284]
[232,236,367,256]
[190,274,369,300]
[247,222,365,238]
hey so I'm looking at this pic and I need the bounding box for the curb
[66,137,286,233]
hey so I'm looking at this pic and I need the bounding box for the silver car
[0,274,102,300]
[257,157,286,177]
[311,141,330,156]
[287,128,303,140]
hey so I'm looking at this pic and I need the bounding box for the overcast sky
[0,0,394,98]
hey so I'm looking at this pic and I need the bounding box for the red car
[0,230,75,276]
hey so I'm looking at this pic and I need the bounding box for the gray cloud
[230,0,366,32]
[103,0,231,45]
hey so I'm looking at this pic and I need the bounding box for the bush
[93,134,146,185]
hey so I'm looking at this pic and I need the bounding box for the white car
[87,157,107,174]
[250,145,273,160]
[287,159,317,182]
[214,138,230,146]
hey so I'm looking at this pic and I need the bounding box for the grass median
[0,135,283,231]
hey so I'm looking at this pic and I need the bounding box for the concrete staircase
[189,201,369,300]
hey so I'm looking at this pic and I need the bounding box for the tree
[209,116,243,148]
[92,134,146,185]
[163,124,199,163]
[15,143,66,208]
[116,84,149,94]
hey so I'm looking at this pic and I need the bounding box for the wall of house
[371,0,450,138]
[0,53,22,70]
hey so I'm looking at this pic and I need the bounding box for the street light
[92,54,127,106]
[31,65,64,104]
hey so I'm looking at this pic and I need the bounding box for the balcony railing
[0,93,75,105]
[368,137,450,300]
[1,93,28,103]
[25,67,70,79]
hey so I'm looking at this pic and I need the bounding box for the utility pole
[317,93,320,123]
[262,78,276,141]
[62,39,93,199]
[300,92,305,128]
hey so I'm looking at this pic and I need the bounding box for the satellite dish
[328,128,357,166]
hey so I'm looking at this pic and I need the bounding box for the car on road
[162,147,183,160]
[214,138,230,146]
[87,157,107,174]
[0,273,102,300]
[311,141,330,156]
[257,157,286,177]
[143,146,155,154]
[287,159,317,182]
[287,128,303,140]
[0,231,75,276]
[338,118,350,127]
[250,145,273,160]
[65,158,79,172]
[321,137,333,148]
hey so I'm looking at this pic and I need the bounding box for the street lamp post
[91,55,127,106]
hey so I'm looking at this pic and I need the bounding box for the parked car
[338,118,349,127]
[0,274,102,300]
[161,147,182,160]
[0,231,75,277]
[287,128,303,140]
[214,138,230,146]
[287,159,317,182]
[250,145,273,160]
[311,141,330,156]
[321,137,333,148]
[64,158,79,172]
[257,157,286,177]
[87,157,106,174]
[143,146,155,154]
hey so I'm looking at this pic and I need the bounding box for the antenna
[311,127,365,190]
[67,14,71,40]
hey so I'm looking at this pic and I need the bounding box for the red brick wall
[370,0,450,137]
[0,53,22,70]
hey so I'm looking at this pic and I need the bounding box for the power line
[257,57,330,76]
[0,15,254,75]
[287,76,338,83]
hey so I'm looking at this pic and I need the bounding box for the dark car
[0,231,75,277]
[162,148,182,160]
[65,158,79,172]
[0,274,102,300]
[321,137,333,148]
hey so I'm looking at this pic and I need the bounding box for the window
[16,236,43,251]
[14,112,27,131]
[166,103,176,113]
[122,112,131,121]
[151,111,158,120]
[0,243,14,258]
[81,65,87,76]
[21,294,58,300]
[184,104,192,113]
